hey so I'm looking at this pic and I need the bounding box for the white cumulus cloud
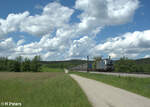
[0,0,143,60]
[75,0,139,34]
[95,30,150,58]
[0,11,29,37]
[20,2,74,36]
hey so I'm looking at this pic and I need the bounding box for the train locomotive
[95,58,114,71]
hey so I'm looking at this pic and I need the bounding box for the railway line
[76,70,150,78]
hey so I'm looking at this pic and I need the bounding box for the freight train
[70,57,114,72]
[95,58,114,71]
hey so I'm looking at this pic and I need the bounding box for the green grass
[41,66,64,72]
[41,60,87,69]
[0,71,91,107]
[71,72,150,98]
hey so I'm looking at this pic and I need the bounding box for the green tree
[8,56,23,72]
[8,60,20,72]
[0,57,9,71]
[31,55,42,72]
[114,57,139,73]
[8,60,14,72]
[22,57,31,72]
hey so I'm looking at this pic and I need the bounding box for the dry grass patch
[0,71,91,107]
[0,72,64,81]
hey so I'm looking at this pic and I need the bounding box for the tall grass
[0,72,91,107]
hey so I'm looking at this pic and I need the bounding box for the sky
[0,0,150,61]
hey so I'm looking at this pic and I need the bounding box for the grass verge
[70,71,150,98]
[0,71,91,107]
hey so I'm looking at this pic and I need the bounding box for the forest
[0,56,41,72]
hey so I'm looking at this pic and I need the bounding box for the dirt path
[64,69,69,73]
[70,74,150,107]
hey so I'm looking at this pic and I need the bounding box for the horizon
[0,0,150,61]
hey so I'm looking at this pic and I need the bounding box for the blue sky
[0,0,150,60]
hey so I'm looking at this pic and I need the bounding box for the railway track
[76,70,150,78]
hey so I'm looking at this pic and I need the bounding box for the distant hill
[40,59,88,68]
[112,58,150,64]
[135,58,150,64]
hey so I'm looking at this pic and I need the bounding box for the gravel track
[70,74,150,107]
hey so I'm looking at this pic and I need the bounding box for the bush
[114,57,144,73]
[31,56,41,72]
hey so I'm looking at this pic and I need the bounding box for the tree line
[92,56,150,73]
[0,56,41,72]
[114,57,147,73]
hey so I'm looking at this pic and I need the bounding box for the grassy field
[0,71,91,107]
[41,66,64,72]
[71,72,150,98]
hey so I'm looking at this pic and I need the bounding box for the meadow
[41,66,64,72]
[0,70,91,107]
[71,71,150,98]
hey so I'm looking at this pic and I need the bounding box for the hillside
[135,58,150,64]
[40,59,88,69]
